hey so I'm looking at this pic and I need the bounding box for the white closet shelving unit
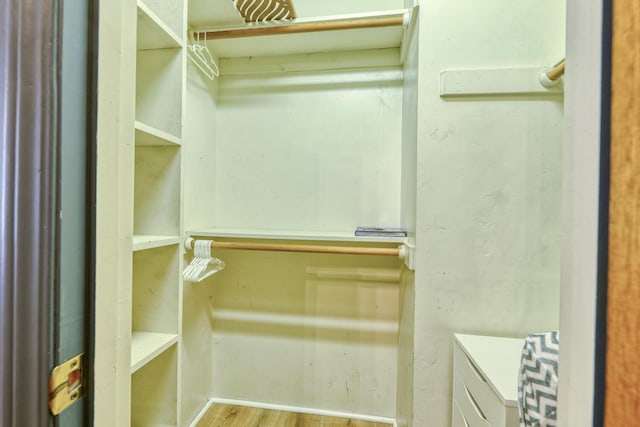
[187,2,417,245]
[178,1,417,425]
[190,228,407,243]
[200,10,410,59]
[131,0,186,425]
[95,0,567,425]
[124,0,416,424]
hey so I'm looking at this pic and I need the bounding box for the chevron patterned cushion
[518,331,559,427]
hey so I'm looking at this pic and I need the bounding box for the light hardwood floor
[197,404,393,427]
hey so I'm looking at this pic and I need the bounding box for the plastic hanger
[187,31,219,80]
[183,240,225,282]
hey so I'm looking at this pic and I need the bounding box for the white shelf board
[204,10,409,59]
[133,235,181,251]
[137,0,183,50]
[131,331,178,373]
[440,67,564,97]
[135,121,182,146]
[189,227,407,244]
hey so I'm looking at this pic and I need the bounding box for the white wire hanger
[183,240,225,283]
[187,31,219,80]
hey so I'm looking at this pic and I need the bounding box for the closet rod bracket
[184,237,195,251]
[399,242,415,271]
[539,58,565,87]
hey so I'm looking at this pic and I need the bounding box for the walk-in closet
[93,0,580,425]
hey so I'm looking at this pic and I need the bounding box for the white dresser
[452,334,524,427]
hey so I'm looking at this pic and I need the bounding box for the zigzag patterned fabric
[518,331,559,427]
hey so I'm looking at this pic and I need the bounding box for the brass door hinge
[48,353,84,415]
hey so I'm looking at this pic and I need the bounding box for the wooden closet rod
[188,239,402,257]
[545,59,565,81]
[199,14,405,40]
[539,58,565,88]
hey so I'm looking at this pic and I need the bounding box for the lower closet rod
[186,238,402,257]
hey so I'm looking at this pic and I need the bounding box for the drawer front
[452,399,470,427]
[454,343,507,426]
[505,404,520,427]
[453,375,490,427]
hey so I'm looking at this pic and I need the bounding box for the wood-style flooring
[197,404,393,427]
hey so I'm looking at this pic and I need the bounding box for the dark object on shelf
[355,227,407,237]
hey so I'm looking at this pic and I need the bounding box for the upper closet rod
[540,58,565,87]
[198,12,407,41]
[185,237,403,257]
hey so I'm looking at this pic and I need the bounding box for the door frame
[603,0,640,424]
[559,0,603,422]
[561,0,640,425]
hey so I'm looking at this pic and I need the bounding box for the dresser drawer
[453,375,490,427]
[454,342,506,426]
[452,398,470,427]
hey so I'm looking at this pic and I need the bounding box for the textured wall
[412,0,565,425]
[215,67,403,232]
[292,0,404,18]
[208,248,401,417]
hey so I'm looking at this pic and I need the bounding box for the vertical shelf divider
[131,0,186,425]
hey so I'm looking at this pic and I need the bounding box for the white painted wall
[558,0,603,425]
[183,63,219,231]
[207,249,401,417]
[412,0,565,425]
[214,66,403,233]
[293,0,404,18]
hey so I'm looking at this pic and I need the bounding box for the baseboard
[190,396,397,427]
[188,398,215,427]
